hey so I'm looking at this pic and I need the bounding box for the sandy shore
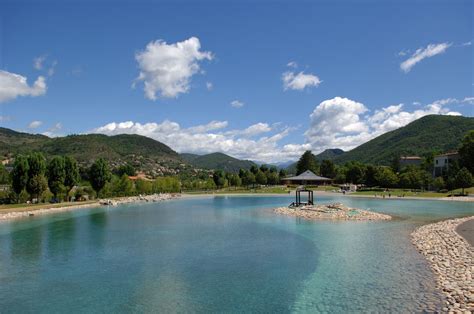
[412,216,474,312]
[0,193,180,222]
[274,203,392,221]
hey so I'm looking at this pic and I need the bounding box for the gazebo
[284,170,332,207]
[282,170,332,186]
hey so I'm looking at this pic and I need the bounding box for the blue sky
[0,0,472,162]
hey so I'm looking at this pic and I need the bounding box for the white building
[433,151,459,177]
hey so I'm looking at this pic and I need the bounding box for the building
[433,151,459,177]
[399,156,422,168]
[282,170,332,186]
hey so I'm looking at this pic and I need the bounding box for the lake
[0,195,472,312]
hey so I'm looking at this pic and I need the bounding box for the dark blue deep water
[0,195,472,313]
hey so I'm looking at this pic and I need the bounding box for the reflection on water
[0,196,471,312]
[46,215,76,260]
[10,224,44,263]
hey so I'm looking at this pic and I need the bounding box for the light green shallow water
[0,195,472,313]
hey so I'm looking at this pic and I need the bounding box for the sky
[0,0,472,163]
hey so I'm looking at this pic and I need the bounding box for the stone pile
[100,193,179,206]
[412,216,474,313]
[274,203,392,221]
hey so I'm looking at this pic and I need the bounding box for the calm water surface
[0,195,472,313]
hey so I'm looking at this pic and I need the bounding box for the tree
[27,174,48,202]
[345,162,366,184]
[296,151,319,175]
[278,169,287,180]
[242,170,256,187]
[374,167,398,188]
[114,174,134,196]
[89,158,112,197]
[0,163,9,184]
[116,164,136,177]
[47,156,66,201]
[213,170,226,188]
[229,174,242,188]
[459,130,474,174]
[320,160,336,178]
[250,165,259,175]
[432,176,445,192]
[266,171,279,185]
[364,165,378,187]
[259,164,269,173]
[136,179,153,195]
[64,156,80,201]
[255,170,267,185]
[11,155,29,202]
[26,153,47,201]
[454,167,473,195]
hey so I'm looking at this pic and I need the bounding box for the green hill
[0,128,185,175]
[334,115,474,165]
[181,152,256,172]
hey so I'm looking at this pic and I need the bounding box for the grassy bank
[0,200,98,215]
[353,187,474,198]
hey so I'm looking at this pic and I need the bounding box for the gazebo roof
[285,170,332,181]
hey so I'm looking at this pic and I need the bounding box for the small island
[274,203,392,221]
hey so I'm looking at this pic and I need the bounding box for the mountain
[334,115,474,165]
[0,128,185,176]
[315,148,345,161]
[181,152,256,172]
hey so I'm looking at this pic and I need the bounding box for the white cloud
[48,60,58,77]
[34,55,47,70]
[400,42,451,73]
[206,82,213,90]
[0,70,47,103]
[282,71,322,91]
[461,41,472,46]
[287,61,298,68]
[304,96,462,152]
[134,37,213,99]
[91,120,303,163]
[230,100,244,108]
[28,120,43,129]
[42,122,63,137]
[462,97,474,105]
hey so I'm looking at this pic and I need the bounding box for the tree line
[4,153,180,204]
[293,130,474,194]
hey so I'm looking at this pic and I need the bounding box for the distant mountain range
[333,115,473,165]
[181,152,256,173]
[1,115,472,175]
[286,115,473,173]
[0,128,184,176]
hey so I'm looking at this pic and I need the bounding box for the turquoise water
[0,195,472,313]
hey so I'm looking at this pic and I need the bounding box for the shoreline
[183,190,474,202]
[273,203,392,221]
[0,191,471,223]
[0,193,180,222]
[411,216,474,312]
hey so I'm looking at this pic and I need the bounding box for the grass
[183,186,290,195]
[353,187,474,198]
[0,200,98,214]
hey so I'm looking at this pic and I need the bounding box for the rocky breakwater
[412,216,474,313]
[100,193,180,206]
[274,203,392,221]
